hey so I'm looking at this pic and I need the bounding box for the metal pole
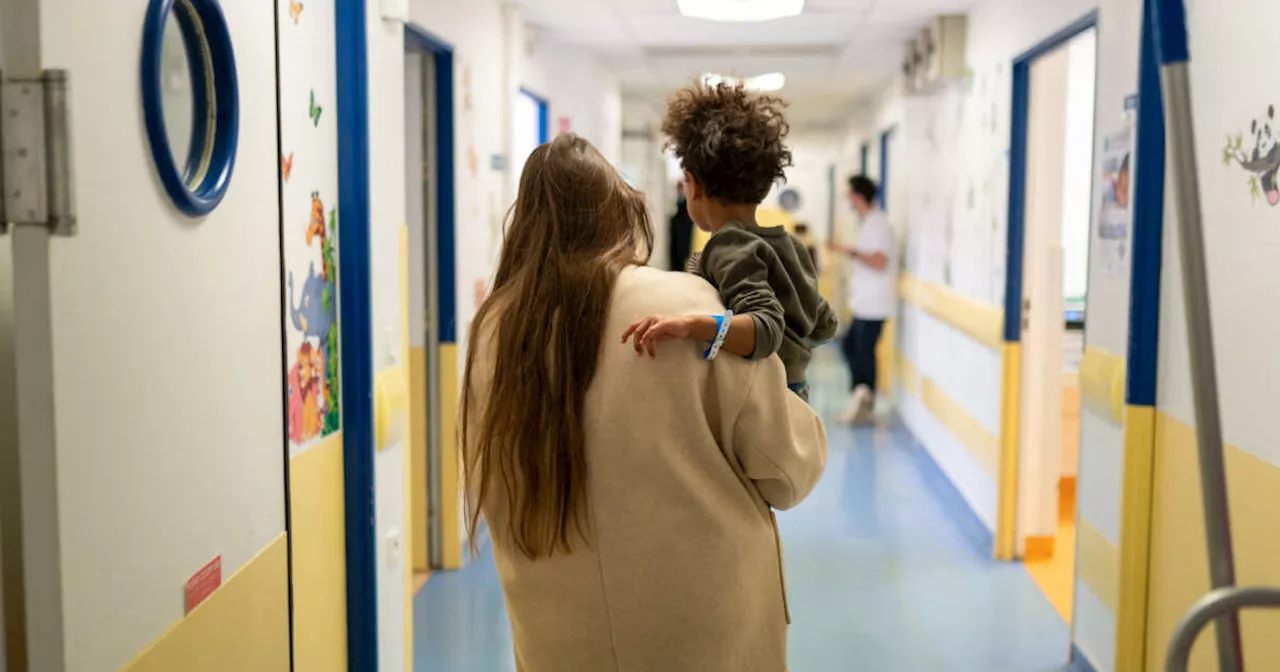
[1148,0,1243,668]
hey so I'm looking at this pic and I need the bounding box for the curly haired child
[622,80,839,400]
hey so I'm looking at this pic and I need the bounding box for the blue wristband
[703,310,734,360]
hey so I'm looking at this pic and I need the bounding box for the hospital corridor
[3,0,1280,671]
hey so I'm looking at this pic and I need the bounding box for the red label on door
[184,556,222,614]
[558,116,572,135]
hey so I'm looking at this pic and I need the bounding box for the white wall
[765,134,839,240]
[522,32,622,165]
[36,0,287,668]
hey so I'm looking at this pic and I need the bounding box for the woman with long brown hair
[462,134,826,671]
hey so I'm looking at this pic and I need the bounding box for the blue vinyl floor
[414,359,1075,671]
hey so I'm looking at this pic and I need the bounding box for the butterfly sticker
[288,0,303,24]
[309,91,322,127]
[281,152,294,181]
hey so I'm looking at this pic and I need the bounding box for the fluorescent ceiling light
[678,0,805,22]
[747,72,786,92]
[701,72,787,92]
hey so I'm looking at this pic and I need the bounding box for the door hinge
[0,69,76,236]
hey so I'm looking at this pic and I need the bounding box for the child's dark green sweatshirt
[691,221,840,385]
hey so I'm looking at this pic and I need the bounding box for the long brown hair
[461,134,654,559]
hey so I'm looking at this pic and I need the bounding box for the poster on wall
[279,0,342,450]
[1097,125,1134,277]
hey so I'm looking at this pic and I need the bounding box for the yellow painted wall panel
[996,342,1022,561]
[289,435,348,672]
[1077,517,1120,615]
[1146,413,1280,672]
[122,535,290,672]
[409,346,430,573]
[440,343,463,570]
[1079,346,1126,426]
[1115,405,1156,672]
[920,377,1000,479]
[898,274,1004,351]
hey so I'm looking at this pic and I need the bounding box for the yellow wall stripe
[899,274,1004,351]
[1145,412,1280,671]
[439,343,462,570]
[290,434,348,672]
[919,377,1000,478]
[996,342,1022,561]
[1114,404,1155,672]
[895,349,921,398]
[1080,346,1127,426]
[374,366,409,452]
[409,346,430,573]
[122,534,290,672]
[1077,516,1120,615]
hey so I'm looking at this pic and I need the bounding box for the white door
[1,1,289,670]
[1019,44,1071,553]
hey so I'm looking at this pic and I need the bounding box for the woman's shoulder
[614,265,723,315]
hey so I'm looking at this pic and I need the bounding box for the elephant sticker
[289,262,334,343]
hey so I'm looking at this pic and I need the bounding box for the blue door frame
[1109,1,1168,668]
[405,25,458,347]
[334,0,377,669]
[404,22,459,578]
[996,9,1099,563]
[878,129,893,210]
[520,88,550,145]
[1002,10,1099,343]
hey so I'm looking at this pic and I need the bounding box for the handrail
[1166,587,1280,671]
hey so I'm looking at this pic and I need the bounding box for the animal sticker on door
[286,191,340,446]
[279,0,342,451]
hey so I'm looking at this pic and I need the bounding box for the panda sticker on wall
[1222,104,1280,206]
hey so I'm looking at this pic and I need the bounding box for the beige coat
[468,266,828,671]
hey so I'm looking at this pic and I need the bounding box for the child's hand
[621,316,695,358]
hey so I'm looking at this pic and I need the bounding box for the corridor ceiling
[518,0,978,131]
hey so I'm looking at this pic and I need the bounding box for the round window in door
[140,0,239,217]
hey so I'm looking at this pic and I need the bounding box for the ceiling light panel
[677,0,805,22]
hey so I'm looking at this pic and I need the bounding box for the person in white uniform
[830,175,896,423]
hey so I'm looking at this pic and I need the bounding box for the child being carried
[622,80,839,400]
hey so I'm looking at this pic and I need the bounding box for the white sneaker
[841,385,872,424]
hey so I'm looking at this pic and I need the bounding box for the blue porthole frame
[140,0,239,216]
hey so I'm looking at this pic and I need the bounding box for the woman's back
[469,266,826,671]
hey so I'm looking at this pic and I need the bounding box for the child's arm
[623,229,785,359]
[811,297,840,345]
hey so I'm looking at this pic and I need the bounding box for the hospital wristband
[703,310,734,361]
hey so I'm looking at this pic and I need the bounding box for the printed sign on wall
[279,0,342,451]
[1098,125,1133,277]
